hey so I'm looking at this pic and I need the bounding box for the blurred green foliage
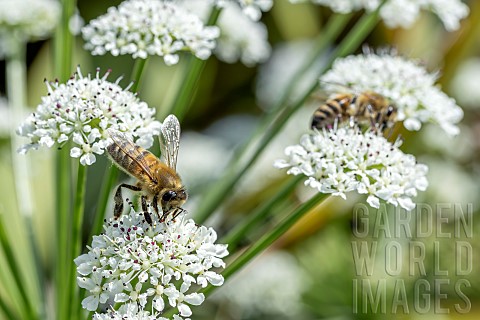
[1,0,480,319]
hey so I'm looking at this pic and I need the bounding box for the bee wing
[107,128,156,182]
[160,114,181,170]
[319,80,358,95]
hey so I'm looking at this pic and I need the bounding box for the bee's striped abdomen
[107,140,142,170]
[106,136,157,182]
[311,94,353,130]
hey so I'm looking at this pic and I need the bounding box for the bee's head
[161,188,187,211]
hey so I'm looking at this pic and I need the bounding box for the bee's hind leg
[114,183,141,219]
[141,196,153,225]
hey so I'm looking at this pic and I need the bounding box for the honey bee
[106,115,187,224]
[311,91,397,131]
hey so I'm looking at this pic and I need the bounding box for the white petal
[153,297,165,312]
[80,153,96,165]
[70,147,82,158]
[81,295,99,311]
[184,292,204,306]
[178,303,192,317]
[367,195,380,208]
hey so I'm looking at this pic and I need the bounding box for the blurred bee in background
[106,115,187,224]
[311,90,397,132]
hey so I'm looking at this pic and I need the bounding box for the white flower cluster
[215,1,271,66]
[17,67,161,166]
[214,0,273,21]
[182,0,270,66]
[320,51,463,135]
[237,0,273,21]
[275,127,428,210]
[0,0,60,57]
[290,0,469,31]
[76,210,228,318]
[81,0,220,64]
[93,303,159,320]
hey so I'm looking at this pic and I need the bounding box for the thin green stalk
[90,166,119,240]
[216,13,352,186]
[283,13,353,100]
[253,13,353,135]
[168,6,222,121]
[66,164,87,319]
[194,9,382,224]
[216,193,326,288]
[130,58,148,93]
[163,193,328,318]
[6,38,44,319]
[54,0,76,82]
[221,175,303,251]
[0,218,37,320]
[55,148,71,320]
[54,1,76,319]
[171,57,206,121]
[0,296,18,320]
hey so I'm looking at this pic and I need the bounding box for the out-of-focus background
[0,0,479,319]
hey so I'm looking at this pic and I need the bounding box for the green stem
[170,57,206,121]
[55,149,71,320]
[54,1,76,319]
[130,58,148,93]
[0,218,37,320]
[90,166,119,240]
[6,38,44,319]
[168,6,222,121]
[0,296,18,320]
[67,164,87,319]
[221,175,303,251]
[54,0,76,81]
[194,10,381,224]
[215,193,327,290]
[219,13,352,181]
[264,13,353,119]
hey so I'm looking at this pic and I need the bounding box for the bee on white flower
[319,50,463,136]
[75,209,228,318]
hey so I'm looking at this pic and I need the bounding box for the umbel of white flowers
[320,51,464,136]
[181,0,271,66]
[0,0,60,57]
[290,0,469,31]
[81,0,220,64]
[16,67,161,166]
[275,127,429,210]
[213,0,273,21]
[76,210,228,319]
